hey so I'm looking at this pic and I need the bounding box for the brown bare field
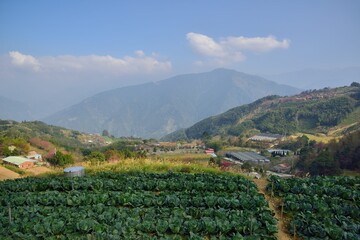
[0,166,20,180]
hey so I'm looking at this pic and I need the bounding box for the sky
[0,0,360,116]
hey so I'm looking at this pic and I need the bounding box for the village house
[225,151,270,164]
[2,156,36,169]
[249,133,284,142]
[271,163,291,173]
[205,148,215,155]
[27,151,42,160]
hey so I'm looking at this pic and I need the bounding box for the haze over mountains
[0,96,33,121]
[44,69,300,138]
[266,67,360,90]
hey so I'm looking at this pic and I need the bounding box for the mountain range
[162,83,360,141]
[44,69,300,139]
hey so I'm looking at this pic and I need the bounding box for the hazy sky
[1,0,360,115]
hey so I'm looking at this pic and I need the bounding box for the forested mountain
[44,69,299,139]
[163,83,360,141]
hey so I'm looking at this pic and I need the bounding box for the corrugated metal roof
[226,151,269,162]
[2,156,34,166]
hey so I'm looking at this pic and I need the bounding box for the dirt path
[0,166,20,180]
[253,179,292,240]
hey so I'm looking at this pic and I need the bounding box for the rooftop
[2,156,35,166]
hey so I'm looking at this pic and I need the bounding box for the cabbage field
[267,175,360,240]
[0,172,278,239]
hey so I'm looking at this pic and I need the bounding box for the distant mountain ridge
[44,69,300,138]
[162,84,360,141]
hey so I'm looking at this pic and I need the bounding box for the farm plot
[267,175,360,240]
[0,172,277,239]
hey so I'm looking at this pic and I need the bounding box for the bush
[47,151,74,166]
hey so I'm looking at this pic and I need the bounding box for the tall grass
[84,158,225,175]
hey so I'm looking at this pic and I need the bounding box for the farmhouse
[205,148,215,155]
[249,133,284,142]
[27,151,42,160]
[267,149,290,156]
[2,156,36,169]
[271,163,291,173]
[225,151,270,164]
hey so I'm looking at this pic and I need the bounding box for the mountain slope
[44,69,300,138]
[162,84,360,141]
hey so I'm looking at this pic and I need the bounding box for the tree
[205,140,223,152]
[242,162,252,173]
[102,130,110,137]
[310,149,341,176]
[350,82,360,87]
[85,151,106,164]
[47,151,74,166]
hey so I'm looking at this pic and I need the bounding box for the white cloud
[186,32,225,58]
[223,35,290,52]
[186,32,290,65]
[8,51,171,74]
[9,51,41,71]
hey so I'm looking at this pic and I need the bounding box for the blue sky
[0,1,360,113]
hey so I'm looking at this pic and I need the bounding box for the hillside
[44,69,300,139]
[163,84,360,141]
[0,120,109,150]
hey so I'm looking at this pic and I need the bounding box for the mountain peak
[44,70,300,139]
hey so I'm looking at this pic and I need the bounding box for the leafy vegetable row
[0,190,268,210]
[0,172,277,239]
[0,172,257,193]
[0,205,277,239]
[267,175,360,240]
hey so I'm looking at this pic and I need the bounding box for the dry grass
[292,133,337,143]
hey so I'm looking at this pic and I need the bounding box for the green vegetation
[47,151,74,167]
[164,85,360,141]
[0,172,278,239]
[267,175,360,239]
[293,130,360,174]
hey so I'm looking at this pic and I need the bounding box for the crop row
[0,172,257,193]
[0,172,277,239]
[0,190,268,210]
[0,205,277,239]
[267,175,360,240]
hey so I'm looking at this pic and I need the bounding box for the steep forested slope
[163,84,360,141]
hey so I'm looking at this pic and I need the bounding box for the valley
[0,83,359,240]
